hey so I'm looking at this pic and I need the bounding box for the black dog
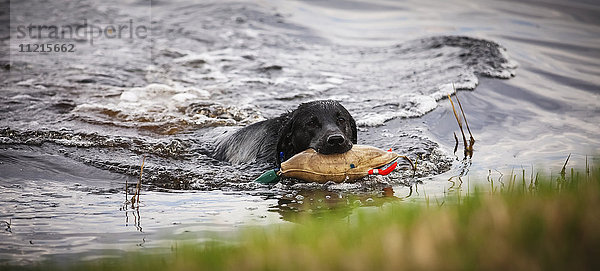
[213,100,357,166]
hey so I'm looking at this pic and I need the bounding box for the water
[1,0,599,265]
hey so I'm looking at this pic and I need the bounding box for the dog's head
[276,100,357,164]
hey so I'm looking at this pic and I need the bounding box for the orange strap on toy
[368,161,398,176]
[368,147,397,176]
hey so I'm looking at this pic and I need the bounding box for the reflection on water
[270,186,400,222]
[121,205,143,233]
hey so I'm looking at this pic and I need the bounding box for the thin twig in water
[452,83,475,158]
[453,84,475,150]
[132,155,146,207]
[447,92,474,159]
[447,93,467,150]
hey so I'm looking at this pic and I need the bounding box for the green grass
[13,166,600,270]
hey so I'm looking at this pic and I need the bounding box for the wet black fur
[213,100,357,166]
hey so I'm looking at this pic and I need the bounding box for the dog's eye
[337,117,346,123]
[307,117,319,127]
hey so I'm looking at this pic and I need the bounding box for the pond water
[1,0,599,265]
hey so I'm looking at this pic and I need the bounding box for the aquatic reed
[448,83,475,159]
[130,155,146,207]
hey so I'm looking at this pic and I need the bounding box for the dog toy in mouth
[255,145,414,184]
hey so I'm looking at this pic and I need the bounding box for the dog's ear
[349,114,358,144]
[276,114,295,166]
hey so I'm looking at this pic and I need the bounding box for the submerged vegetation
[10,164,599,271]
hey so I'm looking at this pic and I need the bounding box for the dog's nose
[327,134,345,145]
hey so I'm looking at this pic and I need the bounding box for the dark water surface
[1,0,599,264]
